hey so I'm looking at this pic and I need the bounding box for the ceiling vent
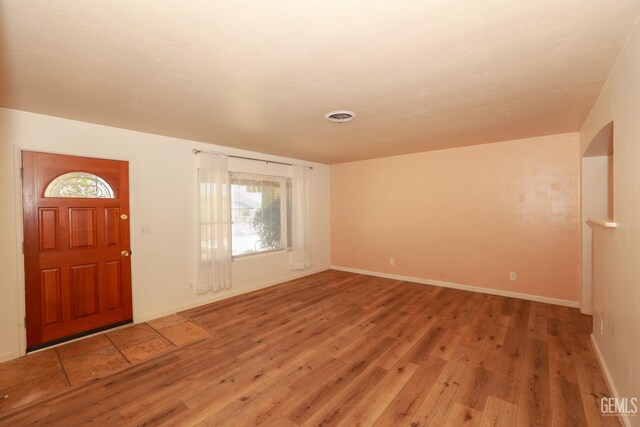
[325,110,355,123]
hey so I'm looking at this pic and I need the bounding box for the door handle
[121,250,130,257]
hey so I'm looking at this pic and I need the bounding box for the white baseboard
[135,266,330,323]
[590,334,631,427]
[331,265,580,308]
[0,350,20,363]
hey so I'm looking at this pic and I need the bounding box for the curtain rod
[193,149,313,170]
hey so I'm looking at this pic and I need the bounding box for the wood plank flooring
[0,270,619,426]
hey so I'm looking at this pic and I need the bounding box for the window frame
[229,172,292,260]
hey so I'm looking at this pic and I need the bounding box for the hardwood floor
[0,270,618,426]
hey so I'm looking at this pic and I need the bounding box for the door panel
[23,151,133,350]
[38,208,59,251]
[70,264,99,318]
[68,208,97,249]
[104,208,120,246]
[40,269,62,325]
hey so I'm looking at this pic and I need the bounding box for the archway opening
[581,121,613,314]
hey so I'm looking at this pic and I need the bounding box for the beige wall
[331,133,581,303]
[0,108,331,362]
[580,19,640,426]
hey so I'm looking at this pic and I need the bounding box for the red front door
[22,151,133,351]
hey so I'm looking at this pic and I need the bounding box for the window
[44,172,115,198]
[230,173,292,257]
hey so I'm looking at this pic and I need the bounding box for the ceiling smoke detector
[325,110,355,123]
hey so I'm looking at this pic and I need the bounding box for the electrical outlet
[189,282,195,291]
[509,272,517,281]
[389,258,395,266]
[141,225,151,235]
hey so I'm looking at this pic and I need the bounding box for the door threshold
[27,319,133,354]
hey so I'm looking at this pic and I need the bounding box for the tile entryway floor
[0,314,209,416]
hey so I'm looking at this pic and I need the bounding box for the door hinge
[24,316,27,327]
[22,242,25,253]
[20,167,24,180]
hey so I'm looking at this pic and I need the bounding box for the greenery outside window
[230,173,292,257]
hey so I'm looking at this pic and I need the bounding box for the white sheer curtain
[291,165,312,270]
[197,152,232,293]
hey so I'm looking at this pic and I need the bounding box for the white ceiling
[1,1,639,164]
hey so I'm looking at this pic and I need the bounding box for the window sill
[587,218,618,229]
[232,249,288,262]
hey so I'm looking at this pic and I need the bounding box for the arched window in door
[44,172,115,198]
